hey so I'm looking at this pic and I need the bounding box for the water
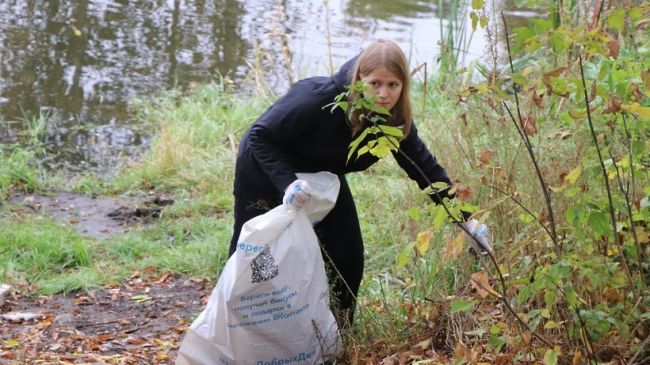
[0,0,539,173]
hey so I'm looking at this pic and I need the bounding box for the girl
[230,39,476,325]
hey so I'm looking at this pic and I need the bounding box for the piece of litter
[2,312,40,322]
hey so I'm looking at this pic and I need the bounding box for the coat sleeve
[392,122,454,204]
[247,80,324,193]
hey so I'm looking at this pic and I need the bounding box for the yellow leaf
[415,338,431,350]
[153,339,173,348]
[444,233,465,261]
[607,245,619,256]
[3,339,19,348]
[476,83,489,93]
[635,226,649,244]
[564,166,582,185]
[623,102,650,119]
[154,352,169,361]
[416,230,433,255]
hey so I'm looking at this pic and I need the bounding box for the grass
[1,10,648,361]
[0,81,265,294]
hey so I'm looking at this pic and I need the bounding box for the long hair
[348,39,412,136]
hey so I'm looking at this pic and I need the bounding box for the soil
[1,191,211,364]
[0,273,212,364]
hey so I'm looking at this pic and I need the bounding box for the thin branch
[628,333,650,365]
[605,136,641,298]
[378,126,552,347]
[578,53,616,257]
[501,12,559,248]
[502,101,559,250]
[488,184,555,242]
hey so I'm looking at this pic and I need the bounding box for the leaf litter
[0,272,211,364]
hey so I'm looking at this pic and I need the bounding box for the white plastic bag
[176,172,342,365]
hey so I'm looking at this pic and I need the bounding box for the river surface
[0,0,540,173]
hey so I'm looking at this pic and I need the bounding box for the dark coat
[235,56,453,202]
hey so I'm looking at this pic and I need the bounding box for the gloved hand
[461,218,492,255]
[282,179,311,209]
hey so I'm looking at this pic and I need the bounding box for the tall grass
[113,82,268,199]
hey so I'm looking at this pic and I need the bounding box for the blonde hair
[348,39,412,136]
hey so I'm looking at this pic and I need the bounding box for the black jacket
[236,56,453,202]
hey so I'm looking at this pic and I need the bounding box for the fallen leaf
[132,294,151,303]
[153,352,169,361]
[470,271,497,298]
[415,338,431,350]
[153,271,172,284]
[2,339,19,349]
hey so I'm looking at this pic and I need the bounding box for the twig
[501,12,559,251]
[323,0,334,76]
[605,135,641,298]
[578,53,616,257]
[487,184,555,244]
[377,126,552,347]
[621,114,647,290]
[502,102,559,251]
[75,317,136,328]
[628,333,649,365]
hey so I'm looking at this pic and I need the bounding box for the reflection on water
[0,0,539,173]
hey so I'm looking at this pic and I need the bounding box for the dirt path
[1,273,211,364]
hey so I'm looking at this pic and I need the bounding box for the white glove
[282,179,311,209]
[462,218,492,254]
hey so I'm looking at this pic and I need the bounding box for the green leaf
[470,12,479,32]
[566,286,578,308]
[549,31,570,52]
[488,335,506,351]
[544,320,561,329]
[518,213,535,223]
[512,73,528,87]
[432,204,448,230]
[377,124,404,138]
[588,211,611,236]
[543,347,561,365]
[451,299,476,314]
[408,207,420,222]
[347,127,372,162]
[607,9,625,31]
[395,250,410,268]
[479,15,488,29]
[471,0,483,10]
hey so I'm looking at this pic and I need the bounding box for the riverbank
[2,5,650,361]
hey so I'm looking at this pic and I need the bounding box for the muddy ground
[1,192,210,364]
[1,273,211,364]
[8,192,174,240]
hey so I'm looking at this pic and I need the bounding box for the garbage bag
[176,171,342,365]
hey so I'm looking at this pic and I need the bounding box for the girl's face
[360,67,403,112]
